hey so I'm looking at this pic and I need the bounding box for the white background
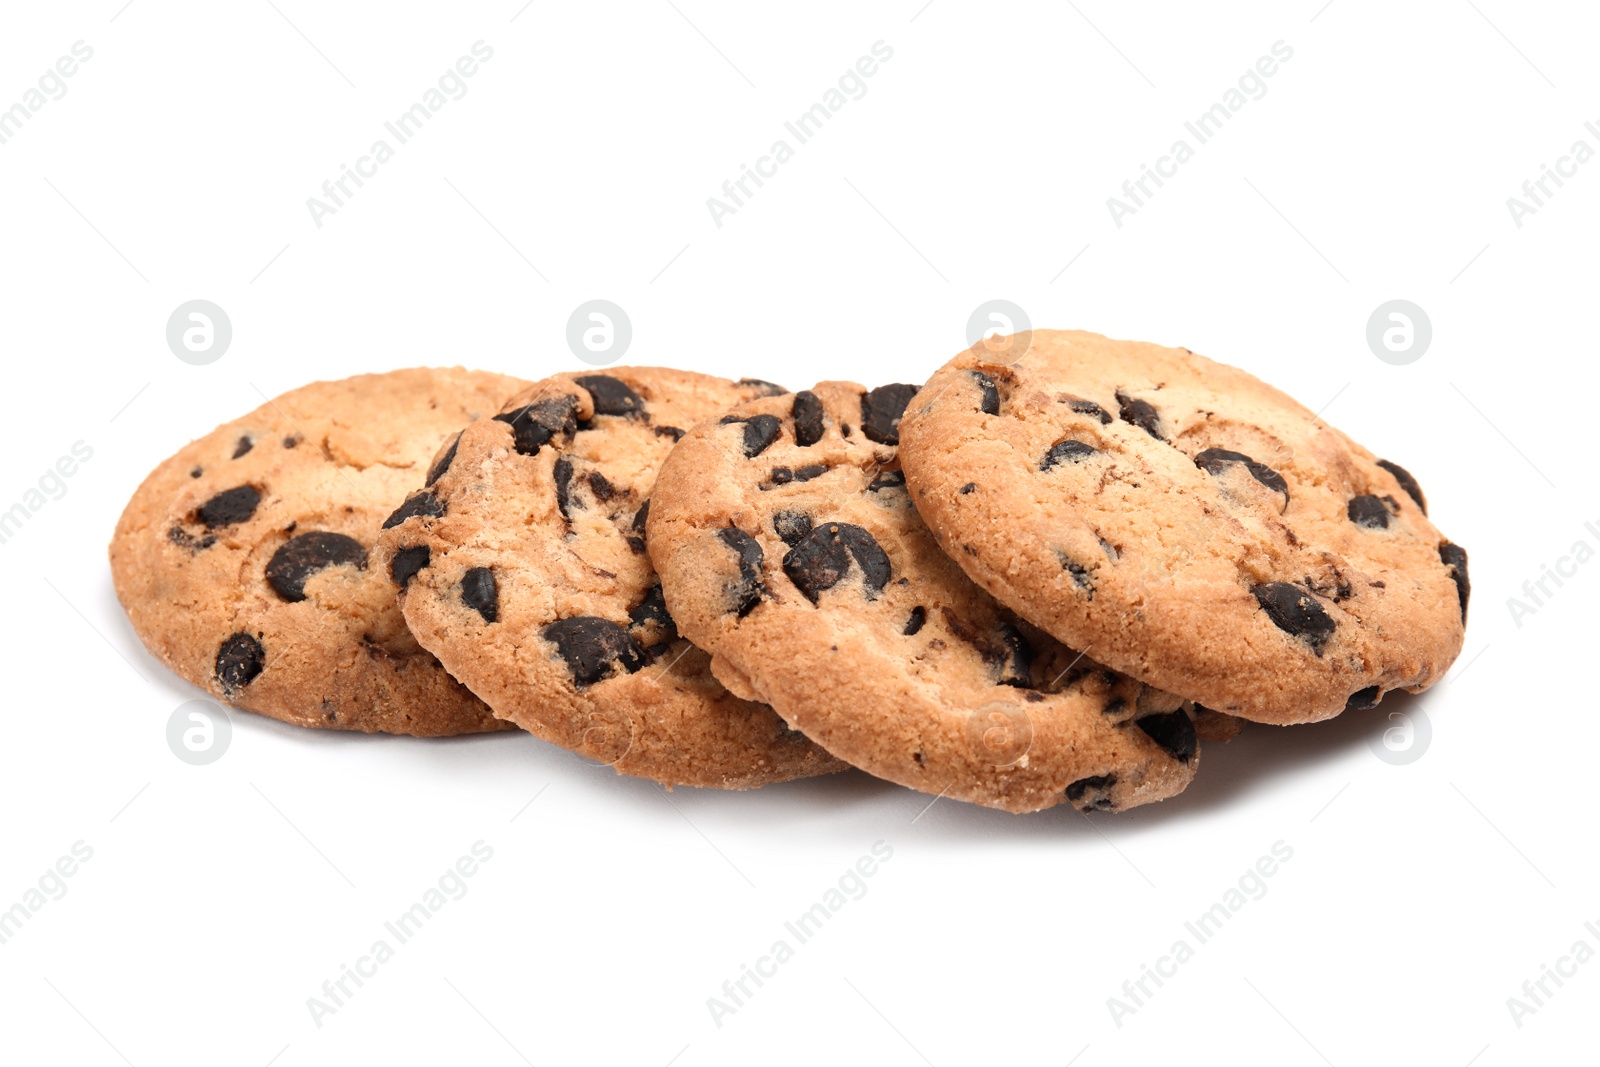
[1,1,1595,1064]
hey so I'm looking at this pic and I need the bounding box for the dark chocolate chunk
[740,415,783,457]
[265,531,366,602]
[189,466,203,478]
[588,471,619,502]
[573,375,645,417]
[997,624,1032,688]
[792,391,825,447]
[628,500,651,552]
[1067,398,1112,425]
[167,526,215,551]
[554,457,578,520]
[543,617,647,687]
[1135,709,1197,763]
[1066,773,1117,811]
[970,370,1000,416]
[283,436,298,449]
[1042,440,1098,470]
[1345,685,1382,711]
[868,470,906,492]
[959,483,976,494]
[1115,389,1164,440]
[739,377,788,397]
[860,383,919,444]
[426,433,460,485]
[197,485,261,529]
[773,510,813,546]
[215,632,265,691]
[794,464,826,482]
[1060,554,1094,596]
[1438,541,1470,622]
[382,490,444,530]
[903,606,926,636]
[628,583,677,653]
[390,545,430,588]
[1253,582,1336,653]
[718,528,766,617]
[769,467,795,486]
[782,522,890,603]
[494,395,578,456]
[460,567,498,623]
[232,436,253,459]
[1378,459,1426,514]
[1347,494,1391,529]
[1194,448,1289,510]
[654,426,686,442]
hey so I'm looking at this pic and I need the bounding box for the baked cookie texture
[110,368,526,735]
[371,368,846,790]
[646,380,1231,814]
[897,330,1468,725]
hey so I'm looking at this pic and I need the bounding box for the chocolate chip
[1439,541,1470,622]
[739,377,788,397]
[1378,459,1426,514]
[1253,582,1336,653]
[460,567,498,623]
[382,490,444,530]
[265,532,366,602]
[959,482,976,494]
[390,545,430,587]
[573,375,645,417]
[546,458,578,524]
[654,426,686,442]
[588,471,619,502]
[427,433,460,485]
[868,470,906,492]
[1059,553,1094,596]
[792,391,825,447]
[997,624,1032,688]
[1115,389,1164,440]
[543,617,647,687]
[167,526,215,551]
[773,510,812,546]
[794,464,826,482]
[283,436,298,449]
[1042,440,1099,470]
[1135,709,1197,763]
[627,499,651,553]
[903,606,926,635]
[232,436,253,459]
[861,384,919,444]
[1194,448,1289,510]
[1067,398,1112,425]
[215,632,265,691]
[1066,774,1117,811]
[970,370,999,416]
[770,467,794,486]
[197,485,261,529]
[628,583,677,653]
[1347,494,1391,529]
[189,466,202,478]
[495,395,578,456]
[1345,685,1382,711]
[738,415,783,457]
[782,522,890,603]
[841,423,852,438]
[718,528,766,616]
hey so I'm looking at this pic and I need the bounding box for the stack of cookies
[110,331,1468,813]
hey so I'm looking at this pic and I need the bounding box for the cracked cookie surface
[110,368,526,735]
[372,368,846,789]
[647,380,1232,814]
[897,330,1467,724]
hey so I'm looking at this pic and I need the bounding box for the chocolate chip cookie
[371,368,845,789]
[110,368,526,735]
[646,380,1225,813]
[897,330,1468,724]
